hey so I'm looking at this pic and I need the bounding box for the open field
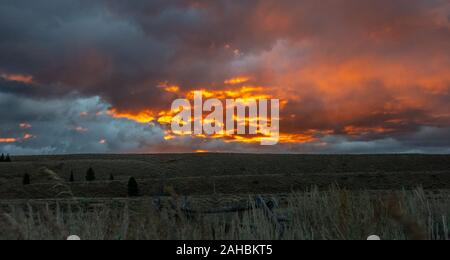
[0,154,449,240]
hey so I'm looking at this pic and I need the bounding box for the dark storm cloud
[0,0,449,153]
[0,0,174,111]
[0,90,165,154]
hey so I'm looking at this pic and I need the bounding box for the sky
[0,0,449,154]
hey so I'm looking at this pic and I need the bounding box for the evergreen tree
[69,171,75,182]
[86,167,96,182]
[0,154,4,162]
[23,173,30,185]
[5,154,11,162]
[127,177,139,197]
[109,174,114,181]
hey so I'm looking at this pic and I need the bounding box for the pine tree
[86,167,96,182]
[109,174,114,181]
[0,154,4,162]
[127,177,139,197]
[5,154,11,162]
[23,173,30,185]
[69,171,75,182]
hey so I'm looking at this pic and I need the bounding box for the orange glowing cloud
[221,133,317,144]
[158,82,181,93]
[0,138,17,143]
[0,73,34,84]
[344,126,394,136]
[224,77,251,85]
[23,134,36,140]
[296,57,450,97]
[248,37,450,137]
[185,86,273,100]
[109,84,300,145]
[108,108,156,123]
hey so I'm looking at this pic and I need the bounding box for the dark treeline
[0,154,12,162]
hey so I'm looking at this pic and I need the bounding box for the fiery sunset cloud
[0,138,17,144]
[0,72,34,85]
[0,0,449,154]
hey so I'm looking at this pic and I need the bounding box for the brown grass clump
[386,194,427,240]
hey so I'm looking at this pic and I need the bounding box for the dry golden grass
[0,187,449,240]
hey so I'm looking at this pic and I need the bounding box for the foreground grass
[0,188,449,240]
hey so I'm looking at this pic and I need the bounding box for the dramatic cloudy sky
[0,0,449,154]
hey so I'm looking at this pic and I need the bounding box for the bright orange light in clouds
[108,108,156,123]
[161,84,180,93]
[0,138,17,143]
[344,126,394,136]
[23,134,35,140]
[0,73,34,84]
[108,83,311,146]
[224,77,251,85]
[222,133,317,144]
[185,86,273,100]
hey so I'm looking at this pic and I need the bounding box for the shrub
[128,177,139,197]
[23,173,30,185]
[86,167,96,182]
